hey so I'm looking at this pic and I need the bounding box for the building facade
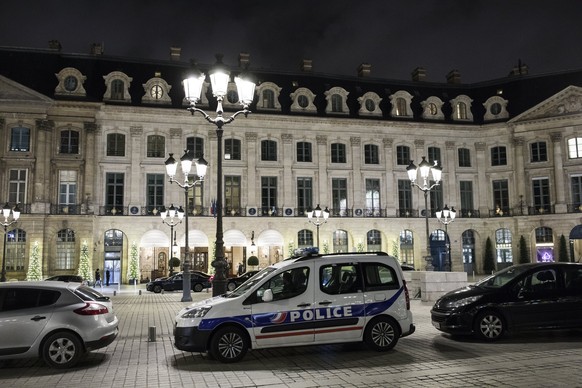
[1,45,581,283]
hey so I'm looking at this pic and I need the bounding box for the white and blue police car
[174,250,415,362]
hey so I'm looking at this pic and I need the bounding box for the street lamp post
[182,55,256,297]
[306,204,330,250]
[407,157,442,271]
[436,205,456,271]
[165,151,208,302]
[160,204,185,277]
[1,203,21,282]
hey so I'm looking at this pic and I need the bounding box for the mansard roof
[2,46,582,125]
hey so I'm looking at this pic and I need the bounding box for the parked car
[431,262,582,341]
[45,274,84,283]
[146,271,211,293]
[227,270,259,291]
[0,281,118,368]
[401,264,415,271]
[174,251,415,362]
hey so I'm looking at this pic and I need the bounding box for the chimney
[357,63,372,77]
[239,52,250,69]
[301,59,313,72]
[90,43,104,55]
[509,60,529,76]
[170,47,181,61]
[446,69,461,84]
[411,67,427,82]
[48,40,62,51]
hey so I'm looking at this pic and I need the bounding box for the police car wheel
[364,317,400,351]
[209,326,249,363]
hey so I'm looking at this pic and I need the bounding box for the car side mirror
[262,289,273,302]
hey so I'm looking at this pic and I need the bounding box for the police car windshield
[226,267,276,297]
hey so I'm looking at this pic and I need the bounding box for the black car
[45,274,84,283]
[431,262,582,341]
[227,270,259,291]
[146,271,211,293]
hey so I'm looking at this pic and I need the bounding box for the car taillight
[74,302,109,315]
[403,279,410,310]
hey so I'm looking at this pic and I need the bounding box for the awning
[570,225,582,240]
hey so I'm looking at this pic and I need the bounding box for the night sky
[1,0,581,83]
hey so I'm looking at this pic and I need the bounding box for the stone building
[0,44,581,283]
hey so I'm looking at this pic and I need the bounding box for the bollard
[148,326,156,342]
[113,290,117,296]
[139,290,142,295]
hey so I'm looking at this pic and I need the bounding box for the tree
[391,239,399,260]
[128,241,140,283]
[77,240,93,282]
[247,255,259,268]
[26,241,43,281]
[558,234,569,262]
[518,235,530,264]
[483,237,496,274]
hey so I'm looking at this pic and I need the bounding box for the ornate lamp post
[436,205,456,271]
[165,151,208,302]
[160,204,184,277]
[1,203,21,282]
[182,55,256,296]
[306,204,330,250]
[407,157,442,270]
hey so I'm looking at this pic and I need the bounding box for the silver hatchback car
[0,281,119,368]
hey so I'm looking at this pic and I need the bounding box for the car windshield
[226,267,276,298]
[476,265,531,288]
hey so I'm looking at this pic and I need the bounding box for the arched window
[367,230,382,252]
[262,89,275,108]
[298,229,313,248]
[400,230,414,263]
[333,230,348,253]
[56,229,75,269]
[6,228,26,271]
[331,94,343,112]
[495,228,513,264]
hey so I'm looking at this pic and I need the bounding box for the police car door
[314,261,366,343]
[251,264,314,348]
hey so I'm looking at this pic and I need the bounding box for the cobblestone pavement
[2,286,582,388]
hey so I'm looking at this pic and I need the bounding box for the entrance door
[104,259,121,285]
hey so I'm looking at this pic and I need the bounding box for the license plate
[432,321,440,329]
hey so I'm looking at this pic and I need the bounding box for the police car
[173,250,415,362]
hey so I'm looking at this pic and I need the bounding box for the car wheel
[227,282,236,292]
[193,283,204,292]
[153,285,162,293]
[209,326,249,363]
[474,310,505,341]
[364,316,400,351]
[41,331,83,369]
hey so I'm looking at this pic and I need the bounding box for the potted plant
[247,255,259,269]
[169,257,181,276]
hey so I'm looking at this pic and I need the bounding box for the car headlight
[445,295,482,309]
[181,306,212,319]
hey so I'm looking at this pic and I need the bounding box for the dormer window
[256,82,282,111]
[142,77,172,105]
[389,91,413,118]
[483,96,509,121]
[421,96,445,120]
[357,92,382,117]
[324,87,349,115]
[103,71,132,103]
[450,95,474,121]
[55,67,87,97]
[290,87,317,113]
